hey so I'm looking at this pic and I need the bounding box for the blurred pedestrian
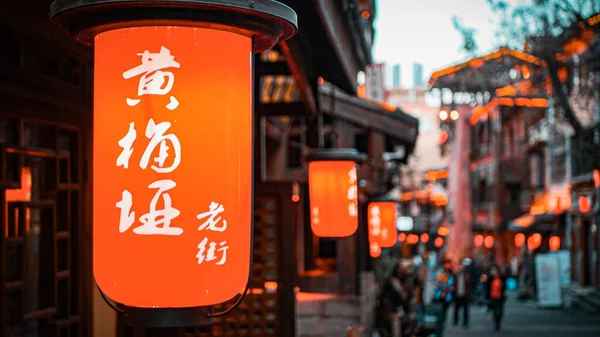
[375,260,417,337]
[485,265,507,332]
[432,258,455,337]
[453,258,473,328]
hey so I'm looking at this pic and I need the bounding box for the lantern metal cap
[50,0,298,52]
[304,148,367,163]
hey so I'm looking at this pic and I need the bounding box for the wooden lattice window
[1,115,83,337]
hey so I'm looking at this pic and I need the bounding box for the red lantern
[484,235,495,249]
[514,233,525,248]
[474,234,484,247]
[307,149,366,237]
[434,237,444,248]
[549,236,561,251]
[528,233,542,250]
[420,233,430,243]
[368,199,399,248]
[579,195,591,213]
[370,242,382,258]
[398,232,407,242]
[50,0,297,325]
[407,234,420,245]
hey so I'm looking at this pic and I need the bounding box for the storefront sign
[534,253,562,307]
[396,216,414,231]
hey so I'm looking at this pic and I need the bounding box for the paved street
[444,294,600,337]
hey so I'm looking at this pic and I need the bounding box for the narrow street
[445,295,600,337]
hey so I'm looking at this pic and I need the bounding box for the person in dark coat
[453,258,474,328]
[485,265,507,331]
[375,260,417,337]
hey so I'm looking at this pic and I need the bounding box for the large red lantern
[368,198,399,248]
[307,149,366,237]
[50,0,297,326]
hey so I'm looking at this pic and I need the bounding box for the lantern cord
[97,285,125,313]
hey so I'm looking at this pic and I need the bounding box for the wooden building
[0,1,419,336]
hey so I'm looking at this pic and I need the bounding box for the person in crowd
[485,265,507,332]
[432,258,455,337]
[375,259,417,337]
[453,258,473,328]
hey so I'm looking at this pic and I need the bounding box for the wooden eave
[313,0,369,94]
[317,81,419,150]
[428,47,545,93]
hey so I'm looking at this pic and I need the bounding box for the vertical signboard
[365,63,385,102]
[535,253,562,307]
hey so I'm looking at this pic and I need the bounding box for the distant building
[413,63,424,87]
[387,87,449,190]
[392,64,401,88]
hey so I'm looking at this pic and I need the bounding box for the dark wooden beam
[257,102,307,117]
[279,40,318,117]
[314,0,361,94]
[318,83,419,146]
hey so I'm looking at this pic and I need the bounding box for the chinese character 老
[117,179,183,235]
[197,201,227,232]
[197,237,229,265]
[123,46,180,110]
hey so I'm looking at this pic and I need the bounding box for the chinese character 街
[123,46,181,110]
[197,237,229,265]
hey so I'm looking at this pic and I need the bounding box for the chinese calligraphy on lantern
[311,206,320,225]
[196,202,229,265]
[123,46,180,110]
[347,167,358,217]
[369,205,382,237]
[116,46,229,266]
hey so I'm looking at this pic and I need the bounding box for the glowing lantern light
[306,149,366,238]
[398,232,407,242]
[438,226,450,236]
[549,236,561,251]
[528,233,542,250]
[368,198,399,248]
[439,110,448,121]
[594,169,600,188]
[434,237,444,248]
[474,234,484,247]
[420,233,430,243]
[450,110,459,121]
[579,195,591,213]
[484,235,495,249]
[50,0,297,326]
[514,233,525,248]
[292,181,300,202]
[370,242,382,258]
[407,234,420,245]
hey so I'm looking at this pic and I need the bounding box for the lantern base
[121,306,215,327]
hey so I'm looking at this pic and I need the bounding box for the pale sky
[373,0,516,88]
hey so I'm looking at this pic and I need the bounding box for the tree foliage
[453,0,600,136]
